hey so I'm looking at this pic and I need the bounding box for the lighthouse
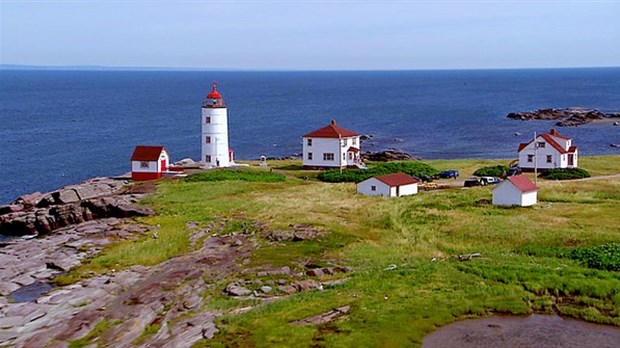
[201,83,233,167]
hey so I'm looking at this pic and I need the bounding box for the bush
[540,168,590,180]
[318,161,438,183]
[569,243,620,271]
[186,169,285,182]
[473,165,510,177]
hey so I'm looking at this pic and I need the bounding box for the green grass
[57,156,620,347]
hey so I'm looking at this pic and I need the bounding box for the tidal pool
[423,314,620,348]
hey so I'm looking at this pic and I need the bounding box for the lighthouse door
[160,159,166,172]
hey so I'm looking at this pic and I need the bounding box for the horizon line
[1,63,619,72]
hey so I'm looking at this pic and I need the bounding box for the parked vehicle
[480,176,501,185]
[414,173,433,182]
[503,166,522,178]
[464,177,484,187]
[435,170,460,179]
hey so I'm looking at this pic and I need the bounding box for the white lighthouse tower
[201,83,233,167]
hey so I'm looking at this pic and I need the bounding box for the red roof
[568,146,578,153]
[348,146,360,153]
[518,133,568,154]
[303,120,359,138]
[507,175,538,192]
[131,146,166,161]
[206,82,222,99]
[374,172,418,187]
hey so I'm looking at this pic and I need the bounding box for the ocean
[1,68,619,204]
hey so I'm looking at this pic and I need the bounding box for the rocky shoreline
[506,108,620,127]
[0,179,353,347]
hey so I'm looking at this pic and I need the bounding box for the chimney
[331,119,336,125]
[550,129,557,135]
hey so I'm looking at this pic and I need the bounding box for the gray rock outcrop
[506,108,620,127]
[0,178,154,237]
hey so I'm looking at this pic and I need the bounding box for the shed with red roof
[492,174,538,207]
[130,145,169,180]
[357,172,419,197]
[517,129,578,171]
[302,120,364,169]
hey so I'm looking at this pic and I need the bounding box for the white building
[202,83,233,167]
[518,129,578,171]
[492,175,538,207]
[130,145,169,181]
[302,120,363,169]
[357,172,419,197]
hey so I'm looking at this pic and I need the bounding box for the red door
[160,159,166,172]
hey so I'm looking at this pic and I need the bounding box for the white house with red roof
[302,120,363,169]
[357,172,419,197]
[202,83,233,167]
[518,129,578,171]
[492,174,538,207]
[131,145,169,180]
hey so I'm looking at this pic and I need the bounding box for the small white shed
[492,175,538,207]
[357,172,419,197]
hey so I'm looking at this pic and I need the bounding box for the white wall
[398,183,418,196]
[202,107,230,167]
[521,191,537,207]
[357,178,391,197]
[303,136,361,167]
[131,160,159,173]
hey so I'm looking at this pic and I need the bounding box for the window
[537,142,546,148]
[527,155,534,163]
[371,185,376,191]
[307,138,312,146]
[348,153,353,160]
[546,155,552,163]
[323,153,334,161]
[205,155,211,163]
[352,138,357,146]
[341,139,347,147]
[343,153,346,160]
[140,161,149,169]
[205,136,211,144]
[205,116,211,124]
[308,152,313,160]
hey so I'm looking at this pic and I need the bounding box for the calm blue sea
[1,68,619,204]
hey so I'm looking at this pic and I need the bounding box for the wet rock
[0,282,21,296]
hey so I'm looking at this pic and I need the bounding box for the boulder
[224,283,252,297]
[507,108,615,127]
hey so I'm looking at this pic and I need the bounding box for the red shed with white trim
[131,146,169,180]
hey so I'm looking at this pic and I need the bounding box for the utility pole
[533,132,538,186]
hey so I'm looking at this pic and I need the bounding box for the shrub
[473,165,510,177]
[318,161,438,183]
[569,243,620,271]
[186,169,285,182]
[540,168,590,180]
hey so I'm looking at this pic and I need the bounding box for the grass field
[64,156,620,347]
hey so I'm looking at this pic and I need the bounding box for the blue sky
[1,1,619,70]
